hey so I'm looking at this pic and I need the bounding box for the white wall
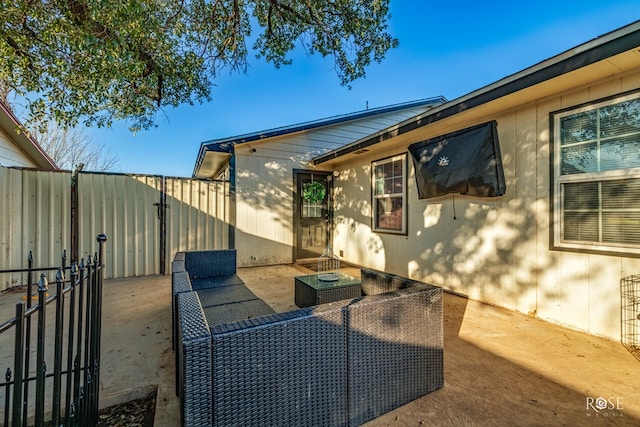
[0,128,37,168]
[234,151,298,267]
[232,105,438,267]
[333,72,640,340]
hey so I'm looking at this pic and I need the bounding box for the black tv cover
[408,121,506,199]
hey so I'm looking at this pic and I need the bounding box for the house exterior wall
[332,71,640,340]
[0,127,37,168]
[234,151,299,267]
[231,105,438,267]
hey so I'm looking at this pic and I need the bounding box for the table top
[295,272,360,291]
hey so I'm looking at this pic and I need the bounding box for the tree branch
[63,0,163,103]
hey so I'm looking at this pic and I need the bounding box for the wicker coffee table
[294,272,361,307]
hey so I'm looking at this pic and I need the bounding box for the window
[372,154,407,234]
[552,91,640,254]
[302,196,324,219]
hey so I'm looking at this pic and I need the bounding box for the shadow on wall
[234,154,315,265]
[330,150,610,327]
[332,167,388,269]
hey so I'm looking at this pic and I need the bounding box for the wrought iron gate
[0,234,107,426]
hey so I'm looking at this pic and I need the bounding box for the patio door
[294,171,332,261]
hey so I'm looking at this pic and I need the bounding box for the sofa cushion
[202,299,276,329]
[196,284,259,308]
[190,274,244,290]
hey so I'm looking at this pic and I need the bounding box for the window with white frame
[372,154,407,234]
[552,91,640,254]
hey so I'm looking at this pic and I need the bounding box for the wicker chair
[174,253,444,426]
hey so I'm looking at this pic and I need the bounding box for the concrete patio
[2,263,639,426]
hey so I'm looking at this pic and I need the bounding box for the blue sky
[94,1,640,177]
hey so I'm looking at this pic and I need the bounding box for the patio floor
[2,263,639,426]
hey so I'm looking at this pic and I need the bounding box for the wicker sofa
[172,250,444,427]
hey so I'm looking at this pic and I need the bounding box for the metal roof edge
[192,145,205,177]
[313,20,640,165]
[192,140,234,177]
[200,97,447,148]
[193,96,446,176]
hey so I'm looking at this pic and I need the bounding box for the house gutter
[313,20,640,165]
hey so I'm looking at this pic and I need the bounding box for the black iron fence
[0,234,107,426]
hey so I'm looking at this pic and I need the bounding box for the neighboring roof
[313,20,640,165]
[0,101,57,170]
[193,97,446,178]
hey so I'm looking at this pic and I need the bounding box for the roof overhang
[192,141,234,179]
[0,102,57,170]
[192,97,447,178]
[313,20,640,166]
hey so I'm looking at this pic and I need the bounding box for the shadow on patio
[4,264,636,426]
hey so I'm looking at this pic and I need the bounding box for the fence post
[74,259,86,421]
[93,234,108,422]
[34,274,48,426]
[26,251,33,303]
[80,256,93,425]
[65,263,79,423]
[23,251,33,424]
[87,253,98,425]
[3,368,10,426]
[70,168,79,265]
[11,303,25,427]
[52,268,65,425]
[88,251,100,425]
[155,179,168,275]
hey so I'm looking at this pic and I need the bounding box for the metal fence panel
[165,177,230,258]
[77,172,161,279]
[0,168,71,289]
[0,167,230,288]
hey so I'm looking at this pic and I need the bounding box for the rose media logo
[586,396,624,418]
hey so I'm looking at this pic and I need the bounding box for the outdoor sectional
[172,250,444,427]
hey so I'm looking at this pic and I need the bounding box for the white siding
[233,106,434,267]
[333,71,640,340]
[0,128,37,168]
[235,154,295,266]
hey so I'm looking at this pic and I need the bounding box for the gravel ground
[97,391,156,426]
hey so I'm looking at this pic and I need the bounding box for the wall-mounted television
[408,121,506,199]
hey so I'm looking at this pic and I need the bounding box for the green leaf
[1,0,397,131]
[303,181,326,203]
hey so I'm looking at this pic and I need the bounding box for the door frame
[293,169,333,262]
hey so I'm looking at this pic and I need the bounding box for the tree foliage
[0,0,398,132]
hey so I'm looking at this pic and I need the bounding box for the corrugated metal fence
[0,167,229,289]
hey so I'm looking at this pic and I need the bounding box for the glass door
[294,171,332,260]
